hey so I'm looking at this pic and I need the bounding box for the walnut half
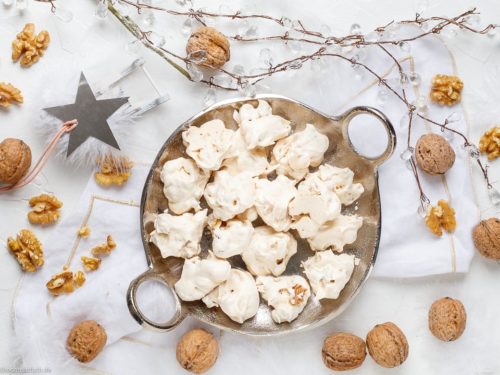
[94,155,133,187]
[0,82,23,108]
[28,194,63,225]
[479,126,500,161]
[46,269,86,296]
[91,235,116,257]
[81,256,101,271]
[429,74,463,106]
[12,23,50,67]
[425,200,456,236]
[7,229,44,272]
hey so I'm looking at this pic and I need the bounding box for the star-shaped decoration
[44,73,129,157]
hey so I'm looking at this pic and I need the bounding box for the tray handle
[127,269,185,331]
[339,106,396,167]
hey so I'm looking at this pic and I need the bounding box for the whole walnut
[472,218,500,260]
[186,27,230,69]
[0,138,32,184]
[322,332,366,371]
[176,328,218,374]
[415,133,455,175]
[66,320,107,363]
[366,322,408,368]
[428,297,466,341]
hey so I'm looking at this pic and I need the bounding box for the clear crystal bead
[213,73,232,87]
[139,1,155,27]
[365,32,378,43]
[320,24,331,36]
[400,147,414,161]
[446,112,461,123]
[464,144,480,159]
[3,0,14,6]
[417,201,430,218]
[243,83,257,97]
[376,85,389,106]
[95,0,108,19]
[399,41,411,53]
[487,28,497,38]
[416,0,430,14]
[16,0,28,11]
[408,72,421,87]
[203,87,217,107]
[126,39,141,53]
[281,17,293,29]
[54,6,73,22]
[421,22,432,32]
[259,48,273,66]
[149,32,166,48]
[238,20,250,36]
[412,96,427,113]
[465,14,480,28]
[288,40,302,54]
[187,64,203,82]
[443,128,456,143]
[400,73,409,87]
[188,50,207,63]
[289,60,303,69]
[350,23,362,35]
[488,187,500,206]
[181,18,192,37]
[232,64,245,76]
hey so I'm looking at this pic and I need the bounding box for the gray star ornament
[43,73,129,157]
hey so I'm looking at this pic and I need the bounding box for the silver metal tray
[127,94,396,336]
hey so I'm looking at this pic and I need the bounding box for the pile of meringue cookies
[150,100,365,324]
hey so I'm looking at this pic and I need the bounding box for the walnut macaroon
[67,320,107,363]
[176,329,219,374]
[472,218,500,260]
[366,322,409,368]
[415,134,455,175]
[322,332,367,371]
[186,27,230,69]
[0,138,32,185]
[428,297,466,342]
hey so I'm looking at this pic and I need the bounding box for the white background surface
[1,0,500,374]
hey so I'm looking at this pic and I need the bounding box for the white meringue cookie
[174,251,231,301]
[315,164,364,206]
[272,124,329,180]
[302,251,355,300]
[256,275,310,323]
[242,226,297,276]
[182,119,234,171]
[234,100,291,149]
[254,175,297,232]
[289,173,342,238]
[307,214,363,252]
[150,209,207,259]
[202,269,260,323]
[160,157,210,214]
[204,170,256,221]
[222,129,269,177]
[208,217,254,258]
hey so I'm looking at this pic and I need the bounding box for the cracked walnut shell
[7,229,44,272]
[366,322,409,368]
[94,156,133,187]
[0,138,32,185]
[67,320,107,363]
[46,269,86,296]
[12,23,50,67]
[91,235,116,257]
[322,332,367,371]
[0,82,23,108]
[472,218,500,260]
[176,329,218,374]
[479,126,500,161]
[81,256,101,271]
[429,74,464,106]
[425,200,456,237]
[429,297,466,341]
[186,27,230,69]
[28,194,63,225]
[415,134,455,175]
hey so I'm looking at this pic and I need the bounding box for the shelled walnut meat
[81,256,101,271]
[28,194,63,225]
[7,229,44,272]
[428,297,466,341]
[479,126,500,161]
[472,218,500,260]
[94,155,133,187]
[429,74,464,106]
[176,329,219,374]
[46,269,86,296]
[0,138,32,185]
[415,133,455,175]
[67,320,107,363]
[366,322,409,368]
[425,200,456,237]
[91,235,117,257]
[322,332,367,371]
[0,82,23,108]
[12,23,50,67]
[186,27,230,69]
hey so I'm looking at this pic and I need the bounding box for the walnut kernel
[366,322,409,368]
[81,256,101,272]
[94,155,133,187]
[12,23,50,67]
[176,329,218,374]
[479,126,500,161]
[77,226,91,238]
[67,320,107,363]
[429,74,464,106]
[46,269,86,296]
[322,332,366,371]
[425,200,456,236]
[0,82,23,108]
[0,138,32,185]
[7,229,44,272]
[428,297,466,341]
[186,27,230,69]
[91,235,116,257]
[27,194,63,225]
